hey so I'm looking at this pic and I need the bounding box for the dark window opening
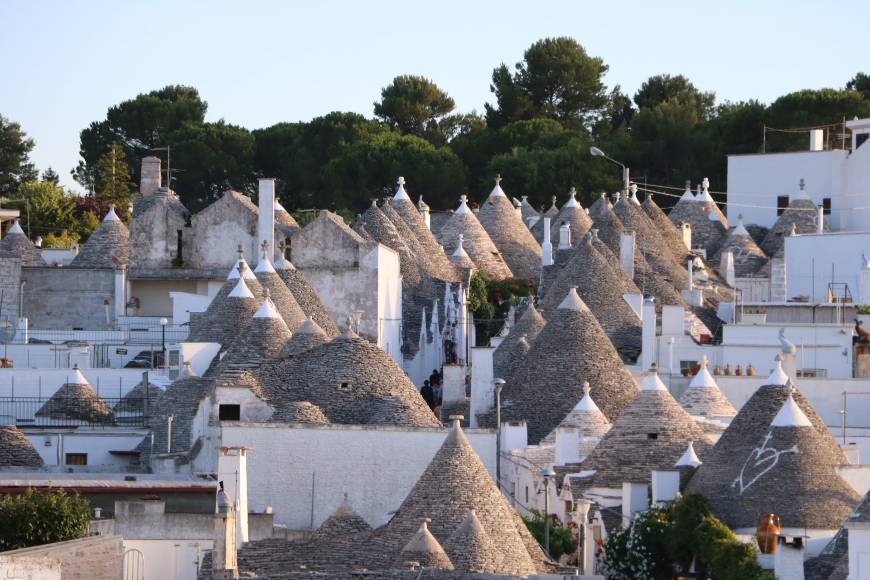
[777,195,790,216]
[339,382,350,390]
[823,197,832,215]
[525,486,529,504]
[65,453,87,465]
[857,133,869,150]
[219,404,241,421]
[647,433,658,440]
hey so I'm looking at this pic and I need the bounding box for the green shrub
[0,488,91,550]
[521,508,577,560]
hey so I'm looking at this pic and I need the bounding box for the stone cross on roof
[394,176,410,201]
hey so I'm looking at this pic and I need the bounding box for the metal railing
[0,396,150,428]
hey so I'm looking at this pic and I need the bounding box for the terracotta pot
[747,364,755,376]
[757,514,781,554]
[724,364,732,376]
[713,365,721,375]
[735,364,743,376]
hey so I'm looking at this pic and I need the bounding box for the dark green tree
[0,114,37,197]
[847,72,870,101]
[168,121,256,210]
[634,74,715,118]
[41,167,60,184]
[374,75,461,146]
[9,180,77,240]
[73,85,207,191]
[765,88,870,152]
[486,37,609,128]
[95,143,135,209]
[0,488,91,550]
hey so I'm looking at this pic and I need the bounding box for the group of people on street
[419,368,442,411]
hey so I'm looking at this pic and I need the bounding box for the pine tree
[95,143,134,210]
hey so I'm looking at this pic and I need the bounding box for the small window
[218,404,241,421]
[525,486,529,504]
[857,133,869,150]
[339,382,350,390]
[777,195,789,216]
[65,453,87,465]
[823,197,832,216]
[647,433,659,440]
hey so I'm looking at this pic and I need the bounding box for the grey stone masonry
[69,212,129,268]
[642,193,691,263]
[36,381,114,423]
[476,181,542,280]
[0,256,21,326]
[493,303,546,380]
[437,198,513,281]
[0,425,44,467]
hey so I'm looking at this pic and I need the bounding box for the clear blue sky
[2,0,868,192]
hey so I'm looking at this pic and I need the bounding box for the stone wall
[0,256,21,327]
[22,267,115,329]
[0,534,123,580]
[129,199,189,270]
[189,192,258,270]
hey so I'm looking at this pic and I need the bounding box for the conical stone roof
[217,295,292,372]
[36,368,113,423]
[0,425,44,467]
[69,206,130,268]
[0,220,45,266]
[253,333,440,428]
[253,250,307,331]
[437,195,513,280]
[536,187,593,247]
[541,234,642,361]
[491,288,639,444]
[708,392,859,530]
[187,277,259,351]
[711,216,769,277]
[271,400,330,425]
[761,195,822,257]
[667,191,728,257]
[476,176,542,280]
[493,303,546,379]
[520,196,539,226]
[355,201,423,288]
[395,519,454,570]
[113,380,163,414]
[375,418,546,575]
[279,316,329,357]
[448,234,476,272]
[678,356,737,418]
[614,197,688,291]
[542,196,559,218]
[588,192,612,220]
[273,258,340,338]
[389,177,459,282]
[573,367,713,490]
[313,494,372,540]
[137,375,213,461]
[687,359,852,528]
[443,509,502,574]
[541,382,612,444]
[641,192,690,262]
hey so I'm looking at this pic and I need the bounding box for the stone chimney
[817,204,824,234]
[213,482,240,580]
[418,197,431,230]
[558,222,571,250]
[140,156,161,196]
[680,222,692,251]
[257,179,276,265]
[554,427,581,465]
[619,231,635,279]
[217,447,249,545]
[720,249,736,287]
[541,217,553,267]
[641,296,657,370]
[774,535,805,580]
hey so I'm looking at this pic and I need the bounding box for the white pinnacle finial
[771,384,812,427]
[689,355,718,389]
[629,183,640,205]
[103,204,121,222]
[641,364,668,391]
[228,277,254,299]
[564,186,580,208]
[582,381,590,397]
[453,234,469,258]
[766,354,789,386]
[456,194,471,215]
[733,214,749,236]
[681,181,695,201]
[255,240,276,273]
[495,174,501,185]
[490,174,506,198]
[675,441,702,468]
[394,176,410,201]
[557,287,590,312]
[8,219,24,235]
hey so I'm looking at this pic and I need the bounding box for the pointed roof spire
[8,219,24,235]
[771,385,813,427]
[680,180,695,201]
[629,183,641,205]
[767,354,789,386]
[417,195,429,210]
[698,177,714,203]
[733,214,749,236]
[689,356,717,389]
[254,240,276,273]
[273,240,296,271]
[394,176,410,201]
[557,287,590,312]
[564,186,580,208]
[489,174,506,198]
[642,364,668,391]
[455,194,471,215]
[181,361,198,377]
[675,441,702,467]
[575,381,601,413]
[253,290,281,319]
[796,177,811,200]
[103,204,121,222]
[398,518,454,570]
[228,277,255,299]
[453,233,469,258]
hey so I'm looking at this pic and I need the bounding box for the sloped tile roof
[0,425,44,467]
[437,196,513,280]
[476,179,542,280]
[69,207,130,268]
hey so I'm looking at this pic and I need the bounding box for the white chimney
[619,231,635,279]
[774,535,806,580]
[217,447,249,545]
[469,347,495,428]
[686,258,694,292]
[641,297,657,370]
[541,217,554,267]
[140,156,162,196]
[554,427,581,465]
[817,204,824,235]
[651,471,680,506]
[680,223,692,251]
[809,129,824,152]
[622,482,649,528]
[257,179,276,266]
[720,250,735,287]
[558,222,571,250]
[441,364,466,407]
[501,421,528,453]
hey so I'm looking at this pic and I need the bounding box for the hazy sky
[2,0,868,192]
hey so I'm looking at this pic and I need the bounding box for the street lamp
[493,378,506,492]
[540,466,556,556]
[575,498,593,575]
[159,317,168,369]
[590,146,630,195]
